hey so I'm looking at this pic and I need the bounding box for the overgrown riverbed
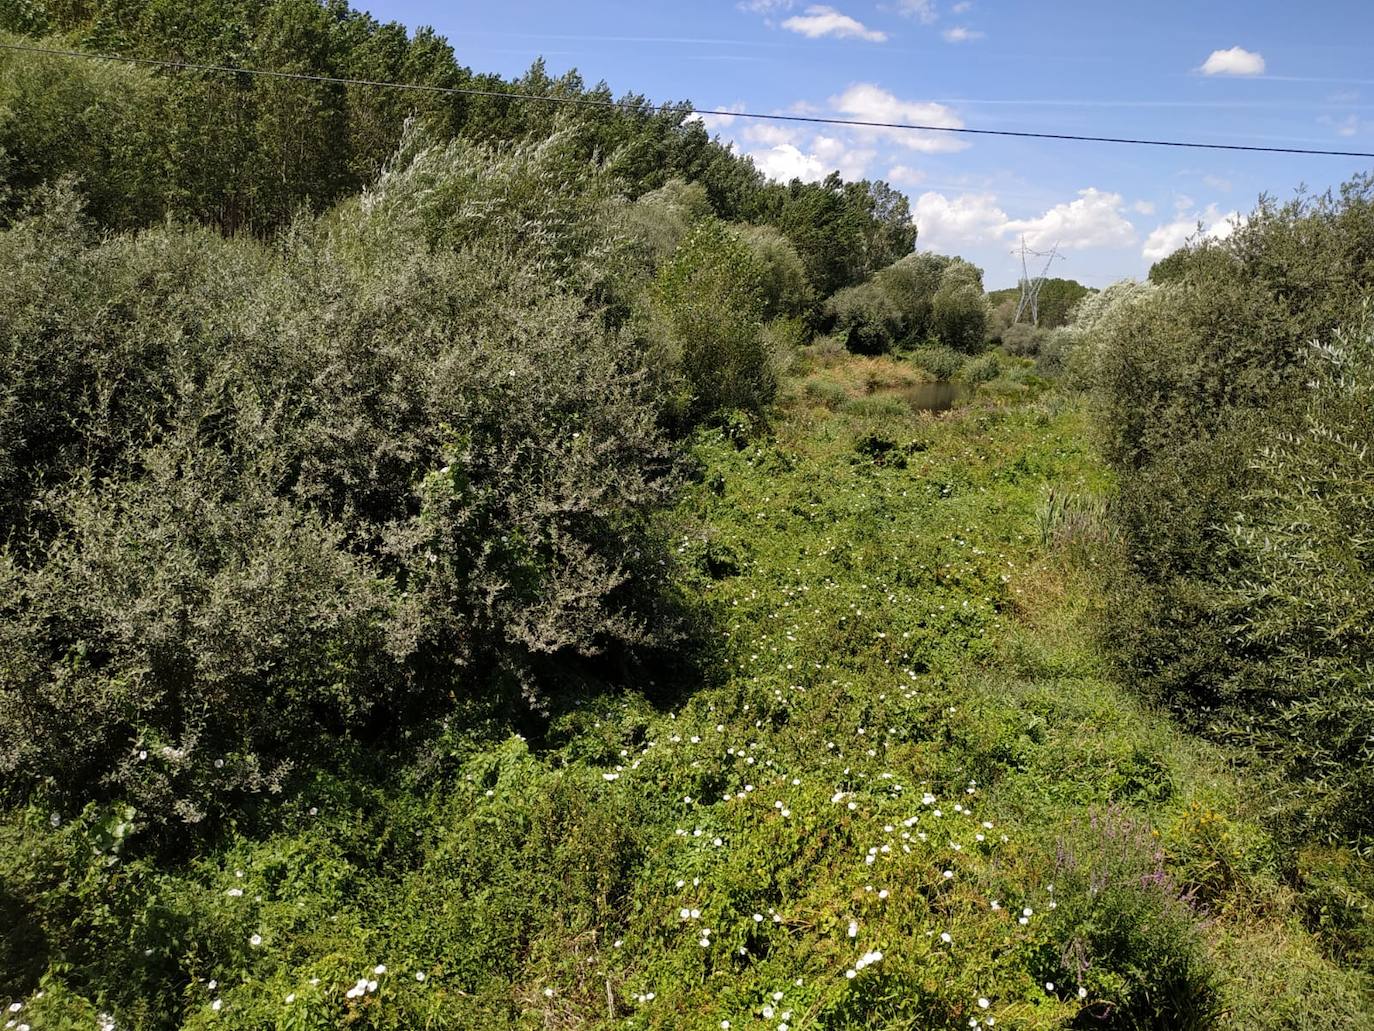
[6,357,1366,1029]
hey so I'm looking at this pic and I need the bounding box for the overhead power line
[4,40,1374,160]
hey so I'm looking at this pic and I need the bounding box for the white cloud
[782,5,887,42]
[1209,214,1240,243]
[885,164,926,187]
[914,192,1010,252]
[942,26,984,42]
[951,0,973,11]
[1132,200,1156,215]
[1321,113,1362,137]
[738,0,794,12]
[1141,205,1240,262]
[1141,221,1197,262]
[748,143,829,182]
[1202,174,1233,192]
[1200,47,1266,76]
[830,83,969,152]
[914,187,1147,265]
[746,133,875,183]
[1003,188,1136,250]
[897,0,938,24]
[811,134,877,179]
[690,102,747,133]
[743,122,803,147]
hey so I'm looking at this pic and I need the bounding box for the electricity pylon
[1012,237,1064,327]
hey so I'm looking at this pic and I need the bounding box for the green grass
[3,359,1369,1029]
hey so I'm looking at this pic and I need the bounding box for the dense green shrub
[354,122,622,297]
[1035,327,1081,379]
[909,343,965,381]
[958,351,1001,385]
[825,252,981,355]
[932,258,990,353]
[825,276,905,355]
[646,219,774,422]
[618,177,711,273]
[1221,316,1374,843]
[1092,176,1374,850]
[1043,808,1221,1029]
[1002,321,1047,356]
[736,223,812,321]
[0,150,683,828]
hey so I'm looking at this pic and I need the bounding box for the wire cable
[4,40,1374,159]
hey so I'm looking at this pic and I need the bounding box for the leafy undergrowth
[3,363,1369,1030]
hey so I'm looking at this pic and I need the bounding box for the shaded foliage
[0,141,686,829]
[825,252,986,356]
[1090,176,1374,850]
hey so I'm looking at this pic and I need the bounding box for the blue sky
[366,1,1374,288]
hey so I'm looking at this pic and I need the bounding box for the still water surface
[899,381,970,412]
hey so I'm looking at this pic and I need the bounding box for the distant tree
[932,259,989,353]
[736,223,812,321]
[1035,278,1092,328]
[649,219,772,421]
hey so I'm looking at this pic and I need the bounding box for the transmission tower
[1012,237,1064,327]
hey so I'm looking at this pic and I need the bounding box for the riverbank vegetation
[1,3,1372,1028]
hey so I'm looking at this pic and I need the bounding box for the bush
[932,261,990,354]
[825,278,903,354]
[618,178,711,274]
[736,224,812,322]
[958,351,1001,385]
[1001,321,1046,356]
[1092,175,1374,852]
[1221,315,1374,843]
[1042,808,1221,1029]
[1035,328,1084,380]
[909,343,965,381]
[0,150,683,830]
[823,252,988,356]
[647,219,774,422]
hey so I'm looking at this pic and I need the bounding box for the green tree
[649,219,772,422]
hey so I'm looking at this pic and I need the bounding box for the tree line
[1,0,915,301]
